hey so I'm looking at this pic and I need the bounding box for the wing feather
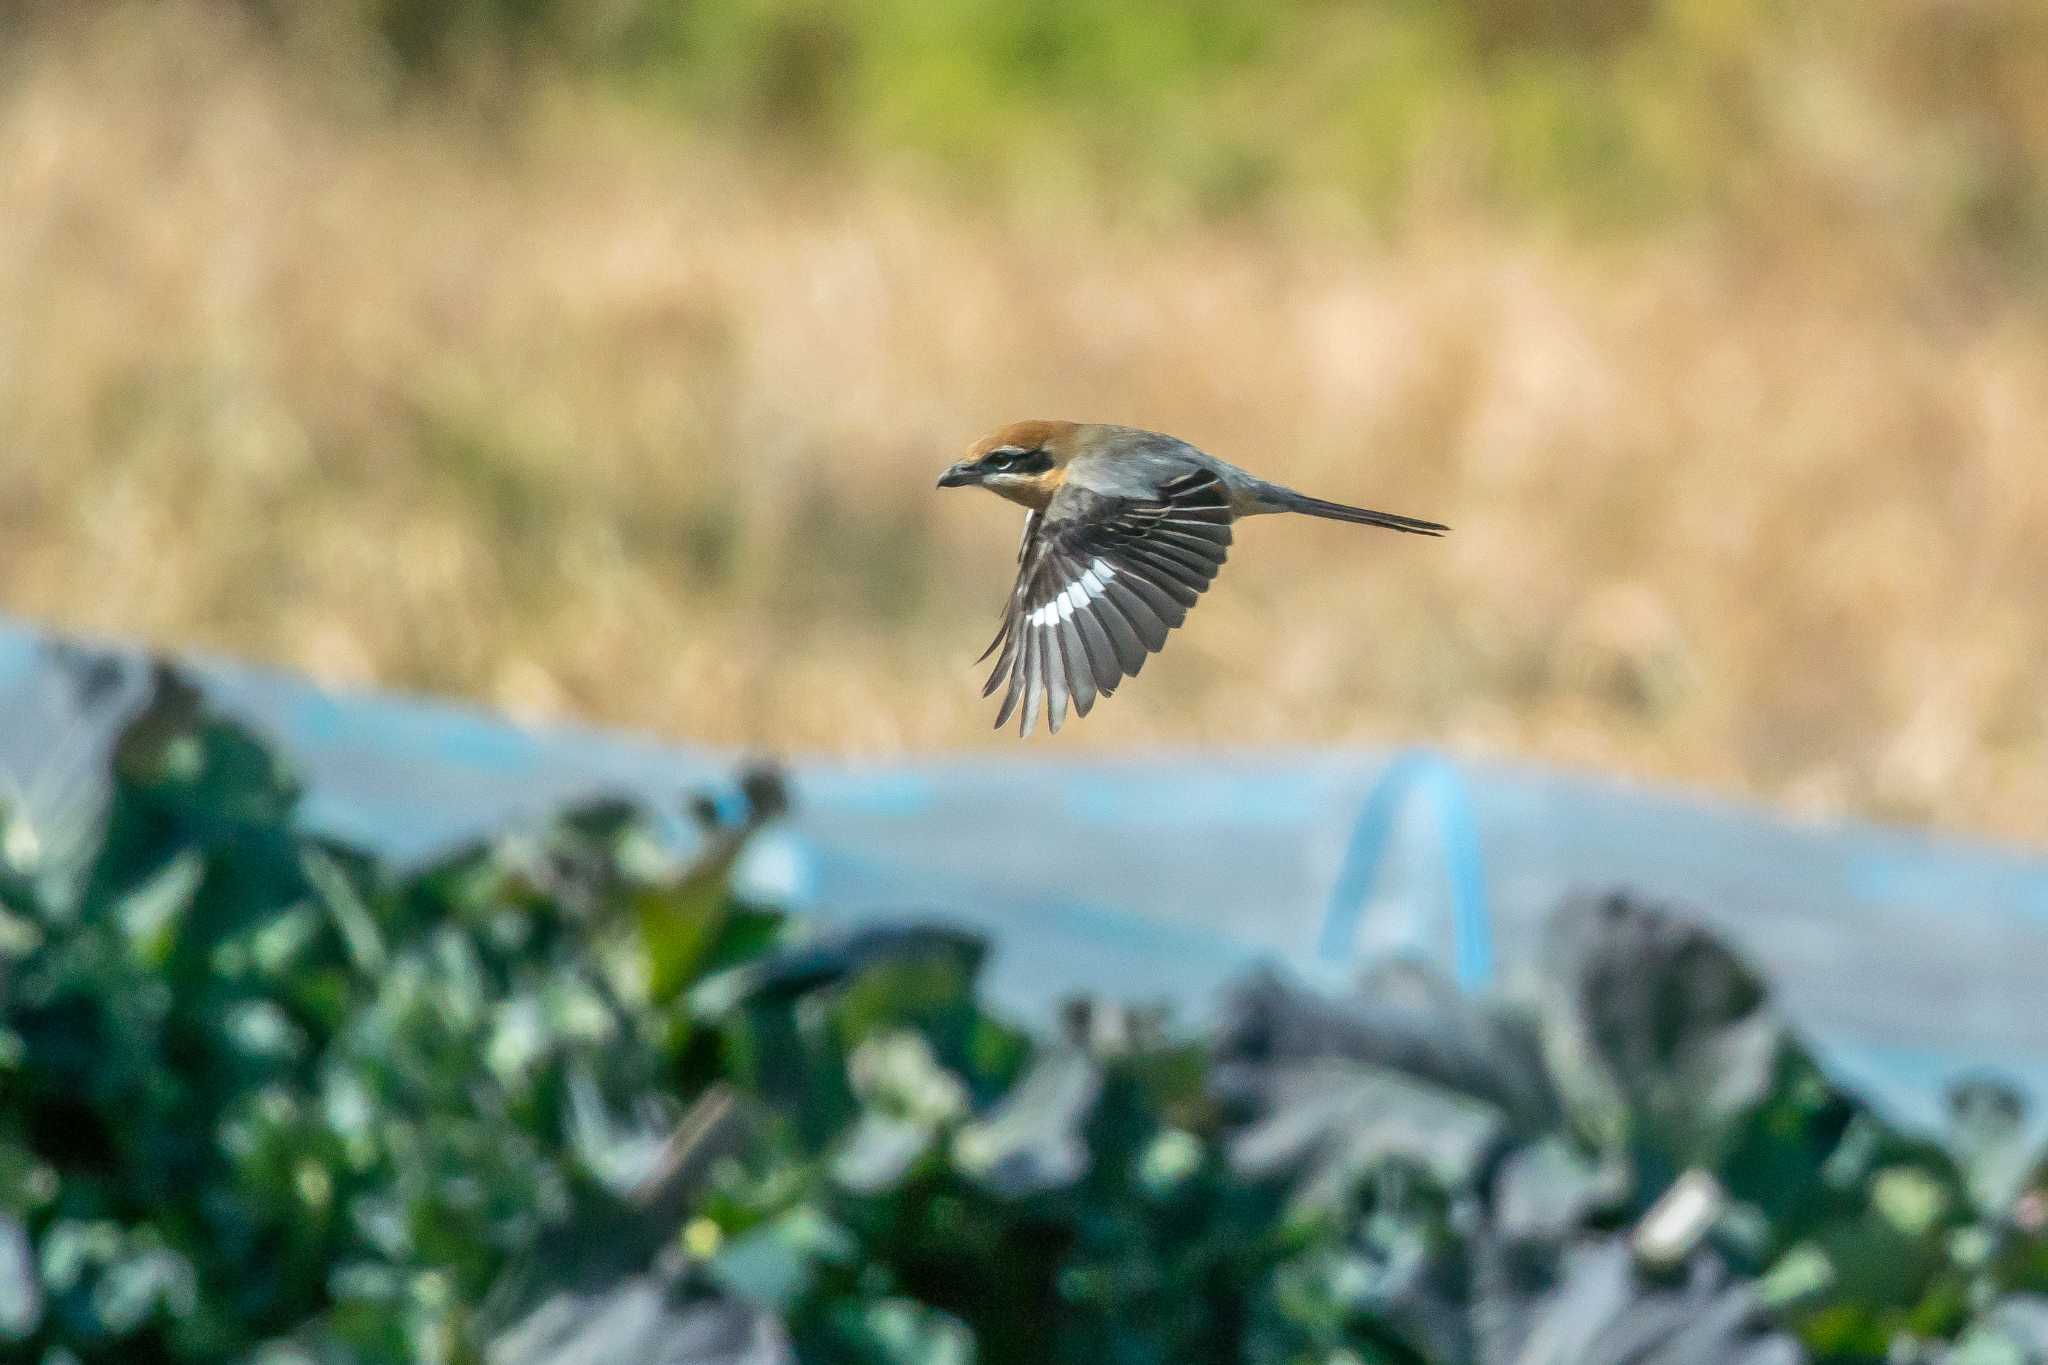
[1042,618,1071,733]
[1066,598,1120,697]
[1018,626,1047,737]
[992,623,1026,729]
[1088,586,1151,673]
[972,467,1235,735]
[1058,612,1099,715]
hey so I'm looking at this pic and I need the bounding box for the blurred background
[3,0,2047,844]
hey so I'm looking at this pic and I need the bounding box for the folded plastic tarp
[4,617,2046,1144]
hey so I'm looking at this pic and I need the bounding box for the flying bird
[938,420,1447,735]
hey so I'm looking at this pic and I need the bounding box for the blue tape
[1316,751,1494,991]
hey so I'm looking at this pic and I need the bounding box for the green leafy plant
[2,655,2046,1363]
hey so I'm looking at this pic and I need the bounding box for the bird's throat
[987,466,1065,510]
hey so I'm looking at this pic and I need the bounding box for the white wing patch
[982,471,1233,736]
[1028,561,1118,628]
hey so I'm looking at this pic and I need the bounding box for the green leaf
[117,849,203,965]
[951,1046,1101,1197]
[708,1206,856,1313]
[0,1215,41,1340]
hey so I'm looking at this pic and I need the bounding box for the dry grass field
[4,4,2047,844]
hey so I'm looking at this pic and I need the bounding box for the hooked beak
[936,460,982,489]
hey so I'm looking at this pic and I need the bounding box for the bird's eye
[985,445,1036,470]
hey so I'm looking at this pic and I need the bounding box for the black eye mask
[986,447,1052,475]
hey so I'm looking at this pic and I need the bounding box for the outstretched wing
[979,468,1234,735]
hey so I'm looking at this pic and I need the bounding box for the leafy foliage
[2,660,2047,1362]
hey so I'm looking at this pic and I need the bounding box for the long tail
[1259,485,1448,536]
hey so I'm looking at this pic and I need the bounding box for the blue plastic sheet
[4,616,2047,1143]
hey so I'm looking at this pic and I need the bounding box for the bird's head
[937,419,1082,509]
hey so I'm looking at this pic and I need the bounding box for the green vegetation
[253,0,2048,255]
[2,658,2047,1362]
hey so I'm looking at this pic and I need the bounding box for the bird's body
[938,420,1446,736]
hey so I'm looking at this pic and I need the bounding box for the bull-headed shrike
[938,420,1447,735]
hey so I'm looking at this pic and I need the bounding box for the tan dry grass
[3,10,2046,844]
